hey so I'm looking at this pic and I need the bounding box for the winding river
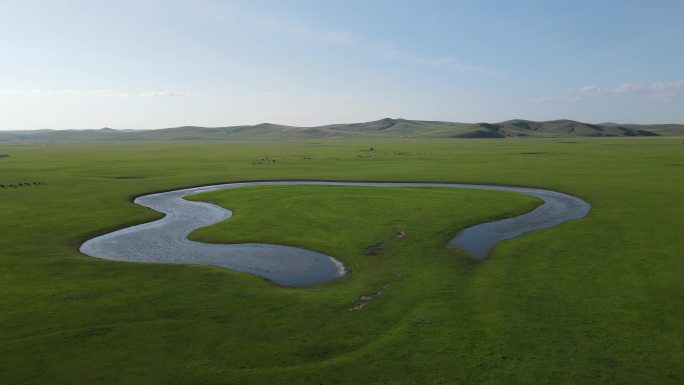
[80,181,590,286]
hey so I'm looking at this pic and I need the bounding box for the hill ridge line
[1,118,683,142]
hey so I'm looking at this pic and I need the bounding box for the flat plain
[1,138,682,384]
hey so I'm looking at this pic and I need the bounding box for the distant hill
[471,119,664,138]
[1,118,682,142]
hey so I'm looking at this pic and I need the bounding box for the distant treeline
[0,181,45,189]
[0,154,9,158]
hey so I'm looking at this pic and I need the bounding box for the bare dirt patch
[350,286,387,311]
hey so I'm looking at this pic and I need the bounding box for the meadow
[0,138,682,384]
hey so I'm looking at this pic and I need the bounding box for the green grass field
[1,138,682,384]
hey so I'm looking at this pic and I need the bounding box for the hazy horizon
[3,116,684,132]
[2,0,683,130]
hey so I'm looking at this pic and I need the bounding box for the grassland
[0,138,682,384]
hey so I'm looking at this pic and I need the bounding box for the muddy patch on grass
[364,241,385,256]
[364,230,406,256]
[350,286,387,311]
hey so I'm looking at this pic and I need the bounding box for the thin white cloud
[382,49,503,78]
[0,89,77,94]
[577,80,684,99]
[255,16,353,46]
[250,13,497,79]
[139,90,188,97]
[91,89,131,97]
[526,96,581,104]
[317,31,353,45]
[0,89,188,97]
[264,91,282,99]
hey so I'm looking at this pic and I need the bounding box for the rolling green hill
[1,118,682,142]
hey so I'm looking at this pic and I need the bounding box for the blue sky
[1,0,683,129]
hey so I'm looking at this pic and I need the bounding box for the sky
[1,0,683,130]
